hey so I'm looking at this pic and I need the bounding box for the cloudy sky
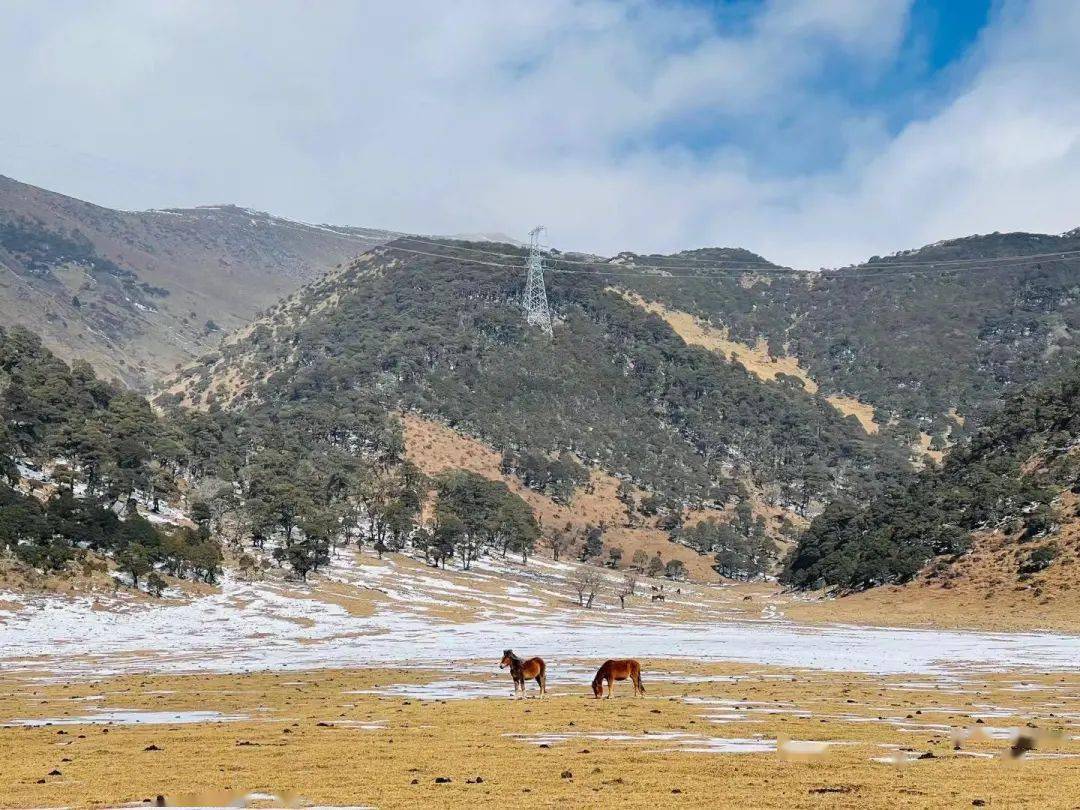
[2,0,1079,268]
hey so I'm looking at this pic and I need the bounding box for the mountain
[611,229,1080,442]
[0,175,390,388]
[158,224,1080,581]
[782,358,1080,621]
[6,174,1080,589]
[6,173,1078,441]
[159,239,917,574]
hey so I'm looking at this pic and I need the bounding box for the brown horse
[591,659,645,699]
[500,649,547,698]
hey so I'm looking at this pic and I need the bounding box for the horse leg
[536,674,544,697]
[606,678,613,699]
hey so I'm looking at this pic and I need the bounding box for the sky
[1,0,1078,269]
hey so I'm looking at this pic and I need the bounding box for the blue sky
[1,1,1077,268]
[914,0,993,69]
[638,0,995,173]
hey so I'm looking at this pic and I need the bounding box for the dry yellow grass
[615,290,823,390]
[613,290,977,469]
[763,498,1080,633]
[825,395,880,434]
[788,493,1078,633]
[1,663,1076,809]
[784,580,1080,634]
[912,431,946,467]
[402,413,718,580]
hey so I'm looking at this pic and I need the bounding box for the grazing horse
[499,649,547,698]
[591,659,645,699]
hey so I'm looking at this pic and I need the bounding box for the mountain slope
[401,412,717,579]
[161,240,914,567]
[0,175,389,388]
[783,359,1080,608]
[5,174,1080,445]
[610,230,1080,441]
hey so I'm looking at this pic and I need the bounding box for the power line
[261,218,798,270]
[261,214,1080,282]
[379,234,1080,278]
[282,218,1080,273]
[359,240,1080,286]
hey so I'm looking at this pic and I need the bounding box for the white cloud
[0,0,1077,268]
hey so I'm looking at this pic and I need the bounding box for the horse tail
[635,662,645,694]
[538,659,547,694]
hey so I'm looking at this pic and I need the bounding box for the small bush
[1019,544,1057,575]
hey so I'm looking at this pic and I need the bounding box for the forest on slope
[4,174,1079,443]
[606,229,1080,442]
[5,175,1080,598]
[162,231,1080,594]
[0,325,540,592]
[783,358,1080,593]
[162,241,911,518]
[0,326,218,590]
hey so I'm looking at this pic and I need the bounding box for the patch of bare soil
[403,413,718,581]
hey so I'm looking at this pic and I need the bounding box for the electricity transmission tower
[522,225,553,335]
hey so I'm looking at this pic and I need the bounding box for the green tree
[664,559,687,581]
[580,525,604,562]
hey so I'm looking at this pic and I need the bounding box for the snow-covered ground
[1,547,1078,679]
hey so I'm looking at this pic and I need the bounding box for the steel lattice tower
[522,225,553,335]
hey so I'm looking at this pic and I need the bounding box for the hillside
[401,413,717,579]
[6,174,1080,594]
[161,240,918,575]
[783,358,1080,612]
[0,325,219,592]
[0,176,388,388]
[5,174,1080,445]
[610,229,1080,442]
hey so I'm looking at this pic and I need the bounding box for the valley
[6,543,1080,678]
[1,178,1080,808]
[7,3,1080,806]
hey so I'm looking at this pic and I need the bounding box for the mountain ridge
[0,175,391,388]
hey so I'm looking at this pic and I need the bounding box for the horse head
[500,649,514,669]
[591,675,603,698]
